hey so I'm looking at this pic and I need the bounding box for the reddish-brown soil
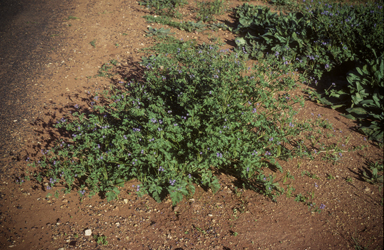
[0,0,383,249]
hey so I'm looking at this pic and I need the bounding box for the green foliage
[270,0,290,6]
[363,160,384,185]
[195,0,229,23]
[29,38,310,205]
[139,0,188,18]
[301,170,319,179]
[233,2,383,77]
[144,15,208,32]
[145,26,175,38]
[90,39,96,48]
[93,235,108,245]
[327,51,384,141]
[94,60,116,78]
[143,15,231,33]
[233,2,384,141]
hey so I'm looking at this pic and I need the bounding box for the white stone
[84,229,92,236]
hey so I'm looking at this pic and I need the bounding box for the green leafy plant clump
[28,39,310,205]
[195,0,230,23]
[139,0,188,18]
[233,1,384,141]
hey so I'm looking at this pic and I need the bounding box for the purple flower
[169,179,176,186]
[315,183,318,188]
[319,204,325,209]
[158,166,164,172]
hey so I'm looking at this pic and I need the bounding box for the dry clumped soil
[0,0,383,249]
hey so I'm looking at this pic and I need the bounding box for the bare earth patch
[0,0,382,249]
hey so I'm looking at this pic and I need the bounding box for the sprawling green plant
[195,0,229,22]
[139,0,188,18]
[233,1,384,140]
[144,15,231,32]
[363,160,384,186]
[144,15,208,32]
[28,40,308,205]
[233,2,384,78]
[326,50,384,141]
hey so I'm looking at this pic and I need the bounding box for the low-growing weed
[362,160,383,185]
[301,171,319,180]
[145,26,175,38]
[94,60,116,78]
[326,174,335,180]
[195,0,228,23]
[284,184,295,198]
[90,39,96,48]
[27,38,311,205]
[94,235,108,246]
[346,177,353,183]
[139,0,187,18]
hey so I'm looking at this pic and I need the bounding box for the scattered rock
[84,229,92,236]
[123,199,128,204]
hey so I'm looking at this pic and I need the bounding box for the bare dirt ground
[0,0,383,249]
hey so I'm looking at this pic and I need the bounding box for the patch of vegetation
[27,36,317,205]
[139,0,188,18]
[90,39,96,48]
[145,26,175,38]
[195,0,229,23]
[362,160,383,186]
[232,2,384,141]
